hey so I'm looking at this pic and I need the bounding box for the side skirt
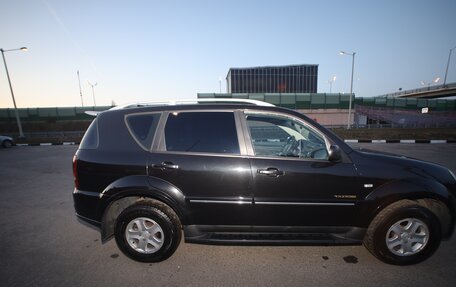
[183,225,365,246]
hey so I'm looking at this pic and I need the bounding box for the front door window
[245,113,329,160]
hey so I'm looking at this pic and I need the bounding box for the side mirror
[328,145,342,162]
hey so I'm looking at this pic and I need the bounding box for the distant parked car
[0,135,14,148]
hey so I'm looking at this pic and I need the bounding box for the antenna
[77,70,84,106]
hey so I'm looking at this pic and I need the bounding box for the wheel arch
[98,175,187,242]
[359,178,455,238]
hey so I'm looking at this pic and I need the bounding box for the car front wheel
[364,200,441,265]
[114,200,182,262]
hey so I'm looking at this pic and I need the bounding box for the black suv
[73,99,456,265]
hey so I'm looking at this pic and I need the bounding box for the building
[226,64,318,93]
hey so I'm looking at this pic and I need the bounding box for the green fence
[1,94,455,123]
[198,93,353,109]
[354,97,456,111]
[198,93,456,111]
[0,106,111,122]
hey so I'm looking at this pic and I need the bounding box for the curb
[344,139,456,144]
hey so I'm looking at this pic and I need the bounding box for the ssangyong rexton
[72,99,456,265]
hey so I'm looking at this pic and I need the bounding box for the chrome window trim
[152,150,249,159]
[152,111,168,152]
[189,199,252,205]
[235,110,253,155]
[124,112,163,152]
[189,199,354,206]
[245,155,330,163]
[234,110,249,155]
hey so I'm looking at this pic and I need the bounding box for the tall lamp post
[328,75,336,93]
[340,51,356,129]
[1,47,27,138]
[77,70,84,106]
[443,46,456,86]
[88,81,97,106]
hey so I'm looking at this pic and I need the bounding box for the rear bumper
[76,214,101,230]
[73,188,102,227]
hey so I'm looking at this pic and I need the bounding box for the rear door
[149,110,254,225]
[243,111,360,227]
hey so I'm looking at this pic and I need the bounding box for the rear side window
[79,119,99,149]
[126,113,161,150]
[164,112,240,154]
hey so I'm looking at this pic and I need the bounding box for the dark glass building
[226,64,318,93]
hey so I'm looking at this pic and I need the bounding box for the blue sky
[1,0,455,108]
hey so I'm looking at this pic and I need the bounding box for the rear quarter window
[79,119,99,149]
[125,113,161,150]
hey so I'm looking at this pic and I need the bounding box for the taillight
[72,155,79,189]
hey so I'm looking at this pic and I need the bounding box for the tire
[114,200,182,262]
[2,140,13,148]
[363,200,442,265]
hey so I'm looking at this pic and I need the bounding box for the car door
[243,111,361,227]
[148,110,254,225]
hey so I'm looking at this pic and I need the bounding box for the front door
[244,111,360,227]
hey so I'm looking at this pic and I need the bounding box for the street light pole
[328,75,336,93]
[340,51,356,129]
[77,70,84,106]
[1,47,27,138]
[88,81,97,106]
[443,46,456,86]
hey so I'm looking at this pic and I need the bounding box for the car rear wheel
[2,140,13,148]
[363,200,441,265]
[114,200,182,262]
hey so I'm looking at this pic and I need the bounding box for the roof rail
[85,98,275,116]
[110,98,275,110]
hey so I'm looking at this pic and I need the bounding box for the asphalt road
[0,144,455,287]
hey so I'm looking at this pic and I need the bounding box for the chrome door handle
[152,161,179,170]
[258,168,284,177]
